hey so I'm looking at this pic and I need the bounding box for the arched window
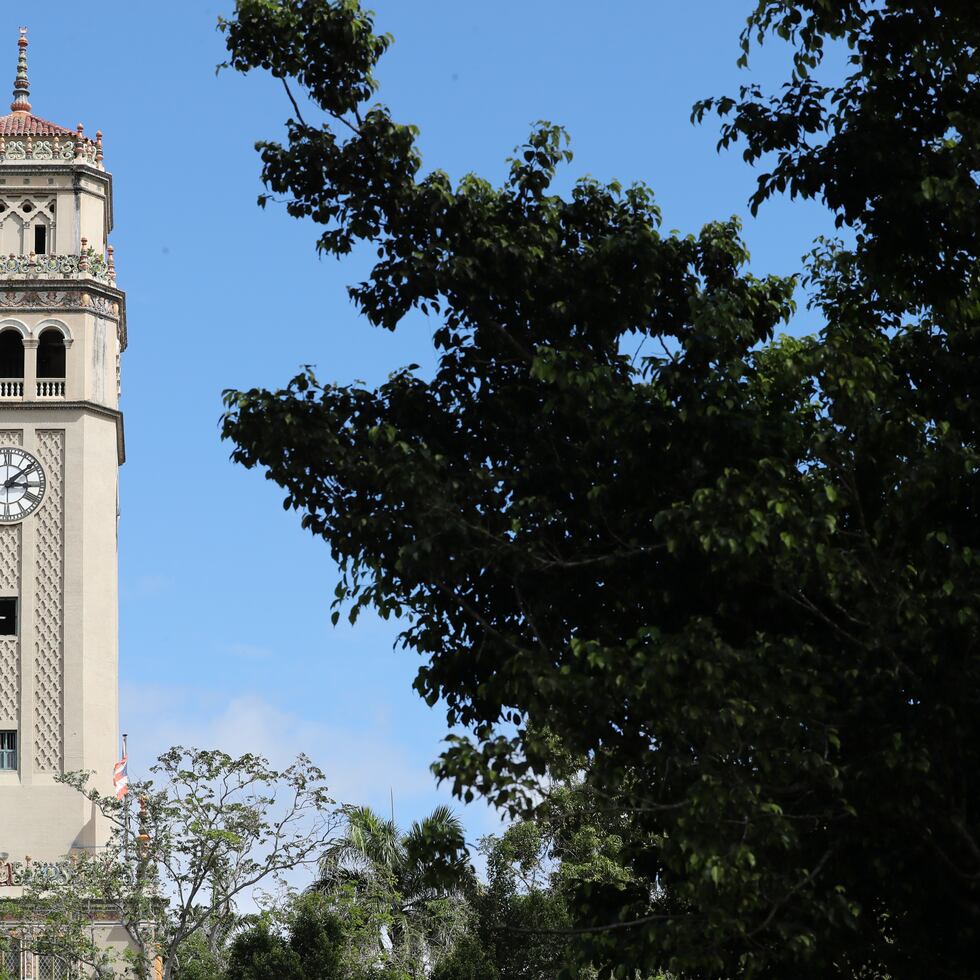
[37,328,66,378]
[0,329,24,378]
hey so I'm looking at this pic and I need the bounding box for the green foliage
[429,933,500,980]
[435,804,673,980]
[694,0,980,313]
[172,933,225,980]
[220,0,980,976]
[315,804,472,976]
[322,803,470,897]
[226,894,347,980]
[3,748,337,980]
[462,824,585,980]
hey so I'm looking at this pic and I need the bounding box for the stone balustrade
[0,379,67,400]
[36,379,65,398]
[0,251,115,284]
[0,133,102,168]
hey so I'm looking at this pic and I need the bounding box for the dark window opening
[37,328,65,379]
[21,201,32,213]
[0,330,23,379]
[34,224,46,255]
[0,597,17,636]
[0,730,16,771]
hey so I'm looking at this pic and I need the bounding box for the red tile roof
[0,112,87,139]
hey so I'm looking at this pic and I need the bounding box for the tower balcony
[0,379,64,400]
[0,249,116,285]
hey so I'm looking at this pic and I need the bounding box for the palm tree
[317,805,472,974]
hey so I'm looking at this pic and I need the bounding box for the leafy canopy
[4,748,337,980]
[220,1,980,976]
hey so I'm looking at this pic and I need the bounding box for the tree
[434,797,672,980]
[2,748,338,980]
[219,1,980,975]
[433,821,586,980]
[314,804,471,975]
[226,799,662,980]
[223,893,348,980]
[223,804,471,980]
[170,931,226,980]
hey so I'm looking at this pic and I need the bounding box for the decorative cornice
[0,282,127,350]
[0,276,124,298]
[0,399,125,464]
[0,160,109,180]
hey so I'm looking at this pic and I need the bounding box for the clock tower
[0,29,125,864]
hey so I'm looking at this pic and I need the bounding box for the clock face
[0,447,46,523]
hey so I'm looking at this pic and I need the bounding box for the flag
[113,755,129,800]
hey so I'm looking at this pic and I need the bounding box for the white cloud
[119,682,507,900]
[122,684,436,811]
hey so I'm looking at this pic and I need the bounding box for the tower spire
[11,27,30,114]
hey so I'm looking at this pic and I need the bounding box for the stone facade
[0,29,126,871]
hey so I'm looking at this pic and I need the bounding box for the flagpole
[122,733,130,863]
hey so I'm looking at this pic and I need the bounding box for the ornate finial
[96,130,104,165]
[11,27,31,114]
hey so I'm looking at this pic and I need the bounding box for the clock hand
[3,466,34,489]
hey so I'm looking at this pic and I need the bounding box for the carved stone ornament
[0,289,119,317]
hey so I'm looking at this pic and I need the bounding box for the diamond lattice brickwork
[33,429,64,773]
[0,636,17,721]
[0,524,21,725]
[0,430,22,727]
[0,523,21,593]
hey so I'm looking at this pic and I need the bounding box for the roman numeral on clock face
[0,446,47,523]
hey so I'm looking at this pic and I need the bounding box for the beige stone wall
[0,167,110,256]
[0,156,123,865]
[0,412,120,860]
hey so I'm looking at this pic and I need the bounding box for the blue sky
[4,2,837,843]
